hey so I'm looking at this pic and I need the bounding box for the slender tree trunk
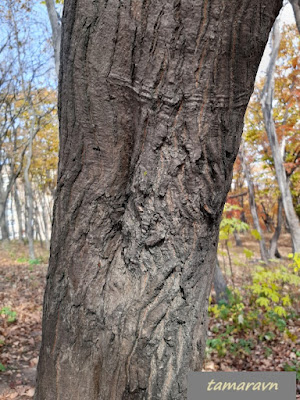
[233,231,242,246]
[0,208,9,241]
[213,259,228,304]
[39,189,50,249]
[261,19,300,253]
[34,209,44,248]
[9,192,16,240]
[240,143,268,262]
[14,182,24,241]
[289,0,300,33]
[36,1,282,399]
[34,194,47,247]
[261,202,274,232]
[0,175,9,241]
[45,0,61,77]
[269,197,283,259]
[24,123,35,260]
[240,195,247,224]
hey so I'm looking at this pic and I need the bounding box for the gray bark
[213,260,228,304]
[14,182,24,241]
[269,197,283,259]
[24,120,35,260]
[0,155,28,241]
[233,230,242,246]
[261,19,300,253]
[34,204,44,248]
[0,175,9,241]
[289,0,300,33]
[39,189,50,248]
[9,192,15,240]
[45,0,61,77]
[0,215,9,241]
[35,1,282,399]
[240,142,269,262]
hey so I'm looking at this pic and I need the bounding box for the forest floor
[0,236,299,399]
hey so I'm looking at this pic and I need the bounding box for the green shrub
[207,254,300,357]
[0,306,17,323]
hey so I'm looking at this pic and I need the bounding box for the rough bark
[240,142,269,262]
[213,259,228,304]
[45,0,61,77]
[289,0,300,33]
[261,19,300,253]
[36,1,282,399]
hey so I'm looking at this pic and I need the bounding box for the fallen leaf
[25,388,35,397]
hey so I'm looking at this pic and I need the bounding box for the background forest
[0,0,299,398]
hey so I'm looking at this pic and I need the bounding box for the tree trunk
[45,0,61,77]
[14,182,24,241]
[233,230,242,246]
[261,19,300,253]
[239,143,269,262]
[9,192,16,240]
[36,1,282,399]
[24,122,35,260]
[240,195,247,224]
[289,0,300,33]
[261,202,274,232]
[0,175,9,241]
[0,208,9,241]
[269,196,282,259]
[34,209,44,248]
[213,259,228,304]
[38,189,50,249]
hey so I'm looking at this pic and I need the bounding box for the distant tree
[289,0,300,32]
[243,22,300,253]
[239,141,269,262]
[261,20,300,252]
[44,0,62,77]
[0,0,57,250]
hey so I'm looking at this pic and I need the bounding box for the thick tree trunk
[261,19,300,253]
[239,143,269,262]
[36,1,281,399]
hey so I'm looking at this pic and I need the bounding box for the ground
[0,236,299,399]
